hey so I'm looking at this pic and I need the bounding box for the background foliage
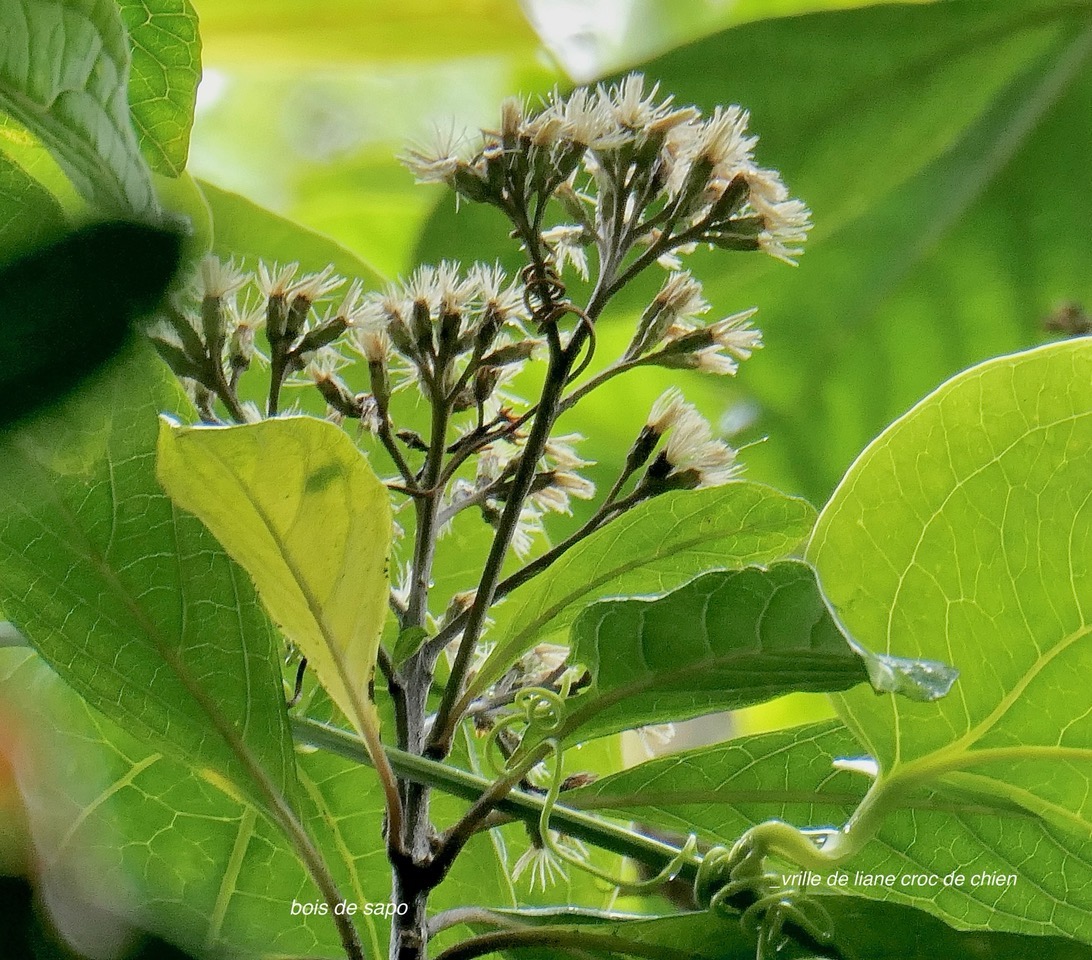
[0,1,1089,959]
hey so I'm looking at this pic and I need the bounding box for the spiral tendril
[486,686,835,958]
[517,262,597,380]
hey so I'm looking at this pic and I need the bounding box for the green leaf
[0,648,523,959]
[200,179,386,285]
[117,0,201,177]
[0,0,159,216]
[154,169,213,254]
[0,150,67,260]
[0,221,181,427]
[0,115,84,213]
[393,626,430,665]
[567,720,869,837]
[650,0,1092,501]
[536,0,940,79]
[569,719,1092,944]
[465,900,1092,960]
[549,562,891,746]
[807,339,1092,936]
[0,648,385,958]
[468,483,816,702]
[0,353,296,807]
[156,417,392,755]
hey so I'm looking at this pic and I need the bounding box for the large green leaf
[117,0,202,176]
[568,719,1092,943]
[0,647,384,959]
[0,151,67,260]
[547,561,932,747]
[462,899,1092,960]
[468,484,816,703]
[567,720,873,837]
[0,0,159,216]
[0,647,521,959]
[156,417,392,757]
[805,339,1092,935]
[0,353,295,807]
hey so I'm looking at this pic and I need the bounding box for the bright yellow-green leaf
[156,416,392,754]
[806,339,1092,938]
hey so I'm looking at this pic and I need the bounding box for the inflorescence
[149,80,810,882]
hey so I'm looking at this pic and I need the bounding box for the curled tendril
[695,840,834,959]
[517,262,598,379]
[559,302,597,383]
[537,735,700,892]
[521,262,567,321]
[490,686,834,958]
[481,686,568,777]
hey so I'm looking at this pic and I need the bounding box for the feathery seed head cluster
[402,72,811,280]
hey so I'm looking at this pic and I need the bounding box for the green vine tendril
[490,687,838,958]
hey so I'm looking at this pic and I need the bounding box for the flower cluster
[626,270,763,375]
[149,81,805,752]
[149,255,364,422]
[635,387,742,491]
[512,830,589,892]
[402,73,812,275]
[353,261,530,403]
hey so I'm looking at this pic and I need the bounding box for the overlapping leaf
[468,484,815,702]
[0,648,517,959]
[200,179,385,285]
[157,417,392,755]
[568,719,1092,943]
[0,152,66,260]
[0,0,159,216]
[544,561,948,747]
[0,222,182,427]
[803,339,1092,935]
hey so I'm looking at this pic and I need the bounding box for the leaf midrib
[569,786,1041,823]
[890,623,1092,786]
[199,436,374,736]
[3,443,290,806]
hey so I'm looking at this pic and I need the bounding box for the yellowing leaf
[156,416,391,753]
